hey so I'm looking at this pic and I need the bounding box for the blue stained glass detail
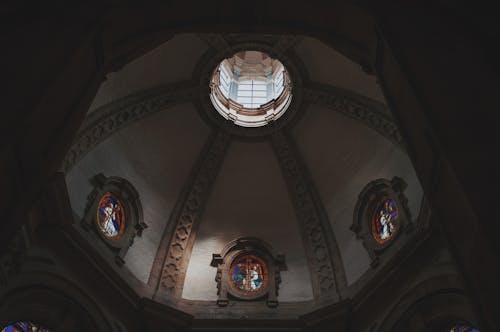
[2,321,50,332]
[97,193,125,239]
[371,198,398,243]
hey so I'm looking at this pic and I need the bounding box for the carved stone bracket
[153,130,231,300]
[271,131,346,300]
[303,83,404,149]
[62,82,199,172]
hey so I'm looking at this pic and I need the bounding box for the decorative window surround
[81,174,146,266]
[351,177,412,267]
[211,237,286,308]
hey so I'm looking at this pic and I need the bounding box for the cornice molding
[62,81,199,173]
[303,82,404,149]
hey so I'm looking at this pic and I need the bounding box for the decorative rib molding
[153,130,231,300]
[303,82,404,149]
[62,80,403,175]
[62,81,199,172]
[271,131,347,300]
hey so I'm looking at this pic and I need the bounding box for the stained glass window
[96,192,125,240]
[229,254,268,295]
[449,326,479,332]
[1,321,50,332]
[371,198,399,244]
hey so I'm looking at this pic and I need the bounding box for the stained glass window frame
[96,191,126,241]
[228,254,269,296]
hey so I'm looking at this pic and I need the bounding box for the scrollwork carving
[156,130,230,298]
[271,131,345,299]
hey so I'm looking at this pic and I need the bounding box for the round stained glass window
[96,192,125,240]
[210,50,292,127]
[1,321,50,332]
[229,254,268,295]
[371,198,399,244]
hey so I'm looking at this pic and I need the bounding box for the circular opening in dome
[210,51,292,128]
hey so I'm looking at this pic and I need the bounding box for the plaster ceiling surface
[294,37,386,103]
[182,141,314,302]
[88,34,207,112]
[292,104,424,284]
[63,32,426,311]
[65,102,211,283]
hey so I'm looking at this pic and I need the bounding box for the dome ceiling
[64,33,424,319]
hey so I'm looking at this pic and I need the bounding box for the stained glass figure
[96,192,125,239]
[449,326,479,332]
[371,198,398,244]
[229,254,268,294]
[1,321,50,332]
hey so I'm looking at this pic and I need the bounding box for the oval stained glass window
[229,254,268,295]
[96,192,126,240]
[1,321,50,332]
[371,198,399,244]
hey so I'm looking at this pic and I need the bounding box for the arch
[0,276,115,332]
[376,275,481,332]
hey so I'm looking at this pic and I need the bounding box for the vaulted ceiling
[64,33,424,319]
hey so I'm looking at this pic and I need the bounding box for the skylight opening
[210,51,292,128]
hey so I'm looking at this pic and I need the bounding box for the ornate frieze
[271,131,346,300]
[303,83,404,149]
[154,130,231,299]
[62,82,199,172]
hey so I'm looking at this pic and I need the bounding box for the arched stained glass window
[448,326,480,332]
[229,254,268,295]
[371,198,399,244]
[1,321,50,332]
[96,192,126,240]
